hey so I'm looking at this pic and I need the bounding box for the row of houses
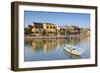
[25,22,90,36]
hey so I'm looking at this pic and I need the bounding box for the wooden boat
[63,44,83,58]
[64,51,81,58]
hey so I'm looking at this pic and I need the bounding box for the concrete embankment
[25,35,89,39]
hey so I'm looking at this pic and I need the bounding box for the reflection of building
[28,37,86,53]
[31,39,64,53]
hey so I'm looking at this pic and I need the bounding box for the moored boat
[63,44,84,58]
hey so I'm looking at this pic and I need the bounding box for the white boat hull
[64,50,81,58]
[63,44,82,58]
[64,49,80,56]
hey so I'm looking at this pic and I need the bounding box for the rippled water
[24,37,90,61]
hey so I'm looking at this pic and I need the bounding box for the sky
[24,11,90,28]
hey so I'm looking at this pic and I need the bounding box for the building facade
[31,22,57,36]
[30,22,90,37]
[32,22,44,36]
[43,23,57,36]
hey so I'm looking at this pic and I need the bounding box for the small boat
[63,44,84,58]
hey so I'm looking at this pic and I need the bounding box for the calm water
[24,37,90,61]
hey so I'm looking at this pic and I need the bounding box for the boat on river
[63,44,84,58]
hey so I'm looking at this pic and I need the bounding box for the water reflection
[24,37,90,61]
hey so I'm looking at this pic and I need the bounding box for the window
[50,26,52,29]
[53,27,55,29]
[47,26,49,28]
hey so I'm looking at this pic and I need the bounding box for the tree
[43,29,46,36]
[24,27,30,35]
[28,25,33,36]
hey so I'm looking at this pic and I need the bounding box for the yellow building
[66,25,80,35]
[59,26,66,35]
[32,22,44,36]
[43,23,57,36]
[80,28,90,36]
[31,22,88,36]
[31,22,57,36]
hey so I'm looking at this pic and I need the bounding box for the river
[24,37,90,61]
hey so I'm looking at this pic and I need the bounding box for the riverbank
[25,35,89,39]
